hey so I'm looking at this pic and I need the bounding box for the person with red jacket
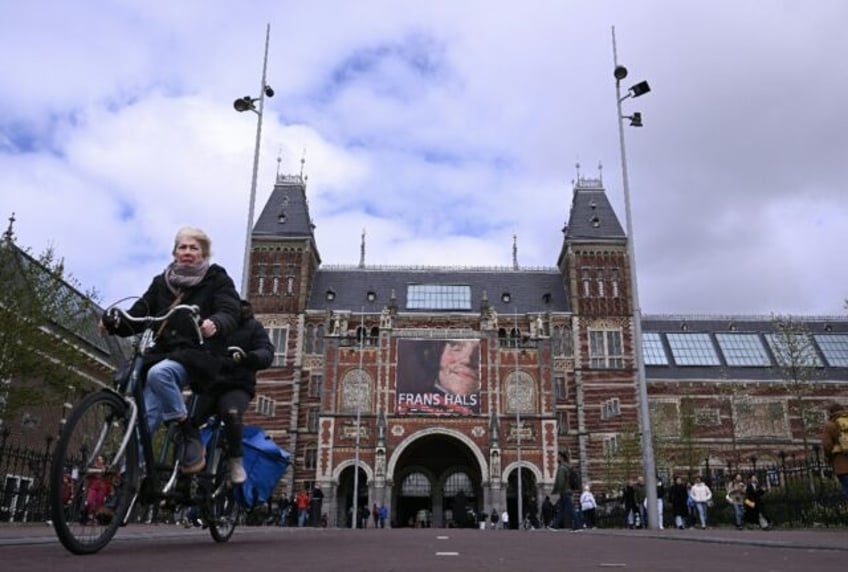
[295,488,310,527]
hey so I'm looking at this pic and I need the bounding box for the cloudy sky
[2,1,846,317]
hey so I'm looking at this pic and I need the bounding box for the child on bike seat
[193,299,274,483]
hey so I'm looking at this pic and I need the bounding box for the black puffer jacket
[207,302,274,398]
[116,263,241,384]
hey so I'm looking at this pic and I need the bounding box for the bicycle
[49,304,240,554]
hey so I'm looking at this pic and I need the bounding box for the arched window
[305,324,314,354]
[401,472,431,497]
[551,326,564,356]
[442,472,474,498]
[304,443,317,470]
[315,324,325,353]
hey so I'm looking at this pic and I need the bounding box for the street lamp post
[612,26,658,529]
[352,310,365,528]
[233,23,274,297]
[513,308,523,530]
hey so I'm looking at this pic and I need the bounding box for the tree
[677,399,703,481]
[769,314,820,458]
[715,369,747,471]
[0,219,102,427]
[617,423,642,484]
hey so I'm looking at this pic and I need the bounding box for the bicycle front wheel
[49,390,139,554]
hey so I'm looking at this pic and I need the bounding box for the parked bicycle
[49,303,240,554]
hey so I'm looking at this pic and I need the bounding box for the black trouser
[195,389,250,458]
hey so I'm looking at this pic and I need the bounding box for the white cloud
[1,0,847,316]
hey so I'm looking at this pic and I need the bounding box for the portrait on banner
[396,339,481,416]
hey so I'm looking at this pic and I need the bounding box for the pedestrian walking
[669,476,689,529]
[550,451,580,530]
[580,484,597,529]
[725,474,746,530]
[689,476,712,529]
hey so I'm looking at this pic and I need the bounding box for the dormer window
[278,211,287,224]
[366,291,376,302]
[501,292,511,304]
[590,215,600,228]
[326,289,336,301]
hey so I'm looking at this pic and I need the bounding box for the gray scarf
[164,259,210,295]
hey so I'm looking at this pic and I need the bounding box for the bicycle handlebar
[105,304,203,345]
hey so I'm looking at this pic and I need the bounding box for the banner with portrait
[395,339,481,416]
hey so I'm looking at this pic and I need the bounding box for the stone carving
[341,369,372,412]
[505,370,535,414]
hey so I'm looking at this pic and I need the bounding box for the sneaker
[229,457,247,484]
[177,423,205,474]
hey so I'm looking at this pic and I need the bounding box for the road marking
[436,535,450,540]
[599,564,627,568]
[436,552,459,556]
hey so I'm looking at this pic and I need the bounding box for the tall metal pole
[612,26,658,529]
[352,310,365,528]
[240,23,270,297]
[514,308,523,529]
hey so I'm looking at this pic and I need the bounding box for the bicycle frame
[101,305,217,519]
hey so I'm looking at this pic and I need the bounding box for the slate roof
[252,174,317,243]
[563,178,625,242]
[307,266,570,314]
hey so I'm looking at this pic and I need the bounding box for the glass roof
[406,284,472,310]
[764,333,823,367]
[666,333,721,366]
[813,334,848,367]
[715,333,771,367]
[642,332,669,365]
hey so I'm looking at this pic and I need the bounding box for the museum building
[242,172,848,528]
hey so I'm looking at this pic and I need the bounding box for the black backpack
[568,467,581,490]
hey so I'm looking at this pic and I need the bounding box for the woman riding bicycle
[193,299,274,483]
[101,226,240,473]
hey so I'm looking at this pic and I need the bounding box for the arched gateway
[387,428,487,528]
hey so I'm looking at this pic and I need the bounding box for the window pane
[765,333,822,367]
[715,333,771,366]
[666,333,720,366]
[406,284,471,310]
[443,472,474,497]
[642,332,668,365]
[401,472,431,497]
[814,334,848,367]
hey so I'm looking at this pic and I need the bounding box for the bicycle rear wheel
[206,449,239,542]
[49,390,139,554]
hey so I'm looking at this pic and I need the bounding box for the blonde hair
[173,226,211,258]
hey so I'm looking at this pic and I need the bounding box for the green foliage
[678,399,703,479]
[617,424,641,482]
[771,314,820,455]
[0,238,101,420]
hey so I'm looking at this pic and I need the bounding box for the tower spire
[3,212,15,243]
[359,228,366,268]
[512,233,519,270]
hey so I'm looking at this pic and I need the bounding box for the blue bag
[201,424,291,508]
[236,426,291,508]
